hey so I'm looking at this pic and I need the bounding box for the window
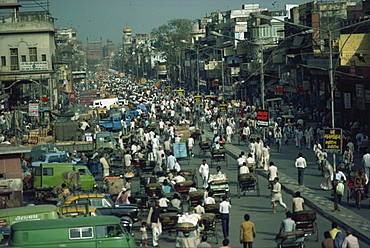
[41,54,46,61]
[42,168,53,176]
[29,47,37,62]
[1,56,6,66]
[96,225,123,238]
[90,198,110,208]
[10,48,19,70]
[21,55,26,62]
[69,227,93,240]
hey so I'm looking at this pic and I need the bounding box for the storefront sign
[276,86,283,95]
[20,61,48,71]
[28,103,39,116]
[323,128,342,153]
[194,94,202,102]
[365,90,370,104]
[256,109,269,127]
[343,93,351,109]
[219,101,227,112]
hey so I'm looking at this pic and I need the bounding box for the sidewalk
[204,131,370,246]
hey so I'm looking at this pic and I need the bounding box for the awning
[265,79,278,87]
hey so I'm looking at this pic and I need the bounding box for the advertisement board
[219,101,228,112]
[28,103,39,117]
[256,110,269,127]
[323,128,342,153]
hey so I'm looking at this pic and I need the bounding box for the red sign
[276,86,283,95]
[69,92,76,101]
[256,109,269,127]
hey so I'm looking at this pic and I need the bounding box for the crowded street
[1,1,370,247]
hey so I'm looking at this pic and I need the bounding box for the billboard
[28,103,39,117]
[256,110,269,127]
[323,128,342,153]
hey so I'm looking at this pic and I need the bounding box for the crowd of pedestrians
[55,75,369,247]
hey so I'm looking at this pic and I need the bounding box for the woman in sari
[320,160,333,190]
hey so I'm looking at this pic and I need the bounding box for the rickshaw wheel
[314,221,319,242]
[237,182,240,198]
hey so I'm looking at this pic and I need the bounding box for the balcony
[0,11,54,34]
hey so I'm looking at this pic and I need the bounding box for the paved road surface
[129,137,367,247]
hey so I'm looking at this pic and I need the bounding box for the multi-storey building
[0,2,57,110]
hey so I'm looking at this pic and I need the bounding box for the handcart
[182,169,197,183]
[292,211,318,242]
[188,190,205,209]
[175,180,194,201]
[200,213,218,244]
[139,174,152,194]
[204,203,220,221]
[139,159,156,174]
[199,141,212,155]
[145,183,162,198]
[208,174,230,200]
[275,230,305,248]
[160,211,179,236]
[176,215,200,247]
[173,143,190,165]
[237,173,260,198]
[211,148,228,167]
[128,194,149,218]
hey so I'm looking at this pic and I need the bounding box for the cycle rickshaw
[211,148,228,167]
[275,230,305,248]
[199,141,212,155]
[292,210,318,242]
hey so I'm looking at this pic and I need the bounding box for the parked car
[62,193,139,224]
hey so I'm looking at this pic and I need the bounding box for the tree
[151,18,194,49]
[151,19,195,82]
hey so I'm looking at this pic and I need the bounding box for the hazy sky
[49,0,306,45]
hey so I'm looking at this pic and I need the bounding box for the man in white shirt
[295,153,307,185]
[199,159,210,189]
[166,153,177,171]
[158,120,165,135]
[237,154,246,166]
[80,120,90,132]
[219,195,231,239]
[187,136,195,157]
[362,149,370,182]
[226,124,234,144]
[268,162,278,188]
[239,162,250,174]
[203,192,216,205]
[246,153,255,164]
[342,229,359,248]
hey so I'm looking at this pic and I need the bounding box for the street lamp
[211,30,313,109]
[255,13,370,211]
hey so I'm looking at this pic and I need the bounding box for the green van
[0,205,59,228]
[0,205,59,244]
[9,216,136,248]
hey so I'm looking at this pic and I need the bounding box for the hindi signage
[219,101,227,112]
[323,128,342,153]
[28,103,39,116]
[20,61,48,71]
[256,109,269,127]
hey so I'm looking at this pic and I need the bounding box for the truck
[99,114,122,132]
[55,132,118,153]
[31,152,80,167]
[33,163,96,192]
[9,216,136,248]
[91,98,119,110]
